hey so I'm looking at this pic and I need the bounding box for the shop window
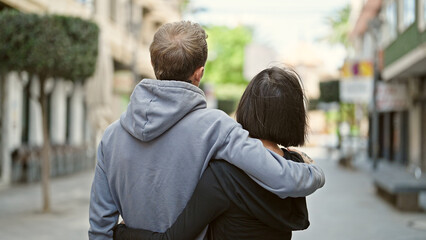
[399,0,415,32]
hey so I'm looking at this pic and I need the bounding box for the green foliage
[339,103,355,125]
[55,15,99,81]
[322,4,351,48]
[203,25,252,99]
[0,10,39,74]
[217,99,237,115]
[0,10,99,81]
[214,83,247,100]
[29,15,73,80]
[319,80,340,103]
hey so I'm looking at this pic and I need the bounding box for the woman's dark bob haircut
[236,66,307,147]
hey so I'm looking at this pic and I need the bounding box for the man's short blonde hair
[149,21,208,82]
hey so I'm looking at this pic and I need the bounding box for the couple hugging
[89,21,325,240]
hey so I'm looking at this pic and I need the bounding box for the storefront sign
[376,82,408,112]
[340,79,373,103]
[340,59,374,103]
[341,60,373,78]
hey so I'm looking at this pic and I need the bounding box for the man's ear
[191,66,204,86]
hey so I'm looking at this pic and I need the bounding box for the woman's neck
[260,139,284,156]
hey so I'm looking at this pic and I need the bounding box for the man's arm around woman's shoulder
[214,123,325,199]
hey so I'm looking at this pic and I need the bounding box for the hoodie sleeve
[89,141,119,240]
[214,125,325,198]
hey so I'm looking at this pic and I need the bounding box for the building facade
[381,0,426,173]
[0,0,182,185]
[350,0,426,173]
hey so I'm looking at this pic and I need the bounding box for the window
[126,0,133,33]
[399,0,415,32]
[424,0,426,22]
[110,0,117,22]
[420,0,426,31]
[382,0,397,45]
[92,0,96,14]
[75,0,95,14]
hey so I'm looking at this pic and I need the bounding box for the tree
[0,10,36,185]
[0,11,99,211]
[321,5,353,156]
[322,4,351,48]
[202,25,252,100]
[56,15,99,82]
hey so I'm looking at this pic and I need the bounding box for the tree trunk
[39,76,51,212]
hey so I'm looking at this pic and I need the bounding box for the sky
[183,0,351,71]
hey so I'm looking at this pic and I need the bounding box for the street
[0,147,425,239]
[294,147,426,240]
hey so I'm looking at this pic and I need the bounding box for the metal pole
[369,18,381,170]
[372,59,379,170]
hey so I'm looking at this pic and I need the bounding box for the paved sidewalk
[0,170,94,240]
[0,148,425,239]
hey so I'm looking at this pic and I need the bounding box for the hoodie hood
[120,79,207,142]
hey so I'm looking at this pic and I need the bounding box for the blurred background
[0,0,425,239]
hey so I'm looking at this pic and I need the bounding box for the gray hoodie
[89,79,325,239]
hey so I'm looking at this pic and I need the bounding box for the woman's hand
[287,148,314,164]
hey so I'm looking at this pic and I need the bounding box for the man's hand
[287,148,314,164]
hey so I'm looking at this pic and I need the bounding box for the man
[89,21,325,239]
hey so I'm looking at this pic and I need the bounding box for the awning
[382,42,426,80]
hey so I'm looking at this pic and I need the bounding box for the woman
[113,66,313,240]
